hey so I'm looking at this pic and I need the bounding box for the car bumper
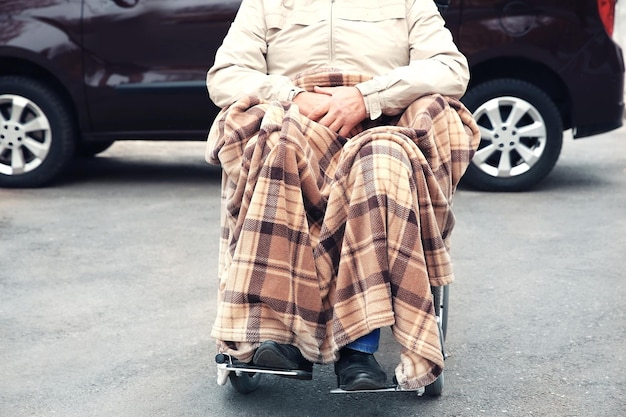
[570,42,625,139]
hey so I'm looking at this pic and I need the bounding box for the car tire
[461,78,563,192]
[0,76,76,187]
[77,140,115,157]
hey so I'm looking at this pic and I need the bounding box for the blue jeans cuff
[344,328,381,354]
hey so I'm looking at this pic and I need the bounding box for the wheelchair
[215,285,449,396]
[215,0,452,397]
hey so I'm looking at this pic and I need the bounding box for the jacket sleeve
[206,0,303,108]
[355,0,469,119]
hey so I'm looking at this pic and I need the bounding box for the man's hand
[293,86,367,137]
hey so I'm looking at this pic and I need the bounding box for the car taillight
[597,0,616,37]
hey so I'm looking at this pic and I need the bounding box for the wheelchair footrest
[330,385,424,394]
[215,353,313,380]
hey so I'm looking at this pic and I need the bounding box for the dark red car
[0,0,623,190]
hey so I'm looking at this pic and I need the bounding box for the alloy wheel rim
[471,96,547,178]
[0,94,52,176]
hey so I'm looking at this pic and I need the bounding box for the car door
[81,0,241,139]
[438,0,461,41]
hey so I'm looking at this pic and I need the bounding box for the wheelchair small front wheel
[423,371,444,397]
[229,371,263,394]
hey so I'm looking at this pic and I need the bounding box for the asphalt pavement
[1,127,625,417]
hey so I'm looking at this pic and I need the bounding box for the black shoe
[253,341,313,374]
[334,348,387,390]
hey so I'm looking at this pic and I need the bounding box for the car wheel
[461,78,563,191]
[0,76,76,187]
[77,140,115,157]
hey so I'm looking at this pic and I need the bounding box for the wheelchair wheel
[431,285,449,340]
[441,285,449,340]
[229,371,263,394]
[423,315,446,397]
[423,369,444,397]
[424,285,449,397]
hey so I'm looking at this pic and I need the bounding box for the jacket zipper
[329,0,335,64]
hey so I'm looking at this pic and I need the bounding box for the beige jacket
[207,0,469,119]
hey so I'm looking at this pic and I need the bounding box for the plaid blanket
[206,70,480,389]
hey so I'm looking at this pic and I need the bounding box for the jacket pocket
[265,1,325,28]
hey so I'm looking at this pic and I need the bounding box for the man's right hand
[293,87,367,137]
[293,91,331,121]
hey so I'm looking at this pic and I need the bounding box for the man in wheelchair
[206,0,478,392]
